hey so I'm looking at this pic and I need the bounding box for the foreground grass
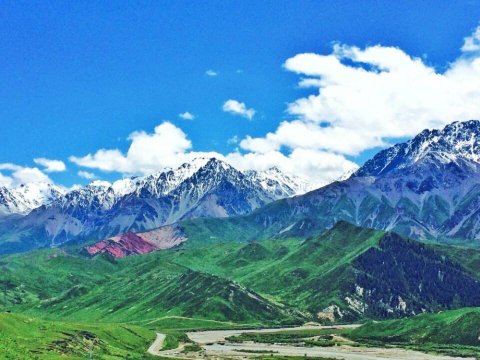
[0,312,157,360]
[3,309,480,359]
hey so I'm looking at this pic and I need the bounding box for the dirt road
[147,333,166,355]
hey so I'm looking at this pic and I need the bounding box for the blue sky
[2,1,480,187]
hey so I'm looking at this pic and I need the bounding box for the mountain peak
[0,182,66,216]
[200,156,233,170]
[355,120,480,177]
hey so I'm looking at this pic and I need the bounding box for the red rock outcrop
[86,225,187,258]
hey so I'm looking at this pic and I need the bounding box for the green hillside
[0,247,302,325]
[349,307,480,357]
[2,222,480,325]
[0,312,156,360]
[168,221,480,321]
[2,222,480,358]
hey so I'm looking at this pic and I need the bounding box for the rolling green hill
[2,222,480,358]
[2,222,480,326]
[169,221,480,322]
[0,247,302,325]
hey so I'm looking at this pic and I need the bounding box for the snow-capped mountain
[0,183,65,216]
[244,167,312,197]
[355,120,480,177]
[334,167,357,182]
[167,120,480,246]
[0,158,311,253]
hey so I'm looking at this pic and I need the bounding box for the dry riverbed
[148,325,476,360]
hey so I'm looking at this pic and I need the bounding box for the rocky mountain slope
[166,120,480,246]
[356,120,480,177]
[85,225,186,258]
[0,158,311,254]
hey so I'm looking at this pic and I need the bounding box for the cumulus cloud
[33,158,66,172]
[222,99,256,120]
[462,25,480,52]
[179,112,195,120]
[78,170,96,180]
[0,163,53,187]
[69,26,480,187]
[237,26,480,159]
[205,69,219,76]
[70,122,202,174]
[0,172,13,187]
[69,121,356,186]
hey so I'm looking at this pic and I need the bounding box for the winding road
[147,333,166,356]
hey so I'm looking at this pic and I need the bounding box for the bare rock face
[86,225,187,258]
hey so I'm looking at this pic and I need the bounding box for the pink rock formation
[85,225,187,258]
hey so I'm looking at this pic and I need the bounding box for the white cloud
[0,173,13,187]
[68,27,480,187]
[205,69,219,76]
[0,163,22,171]
[13,167,52,184]
[33,158,66,172]
[227,135,239,145]
[69,121,356,186]
[179,112,195,120]
[70,122,195,174]
[238,27,480,159]
[78,170,96,180]
[0,163,53,188]
[222,99,256,120]
[462,25,480,52]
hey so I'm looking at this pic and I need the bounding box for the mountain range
[3,120,480,255]
[3,120,480,358]
[152,120,480,249]
[0,157,311,254]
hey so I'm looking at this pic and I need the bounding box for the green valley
[1,222,480,358]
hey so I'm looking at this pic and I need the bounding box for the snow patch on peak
[335,167,358,182]
[0,182,66,216]
[356,120,480,177]
[245,167,313,197]
[89,180,112,188]
[111,177,138,197]
[0,156,313,231]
